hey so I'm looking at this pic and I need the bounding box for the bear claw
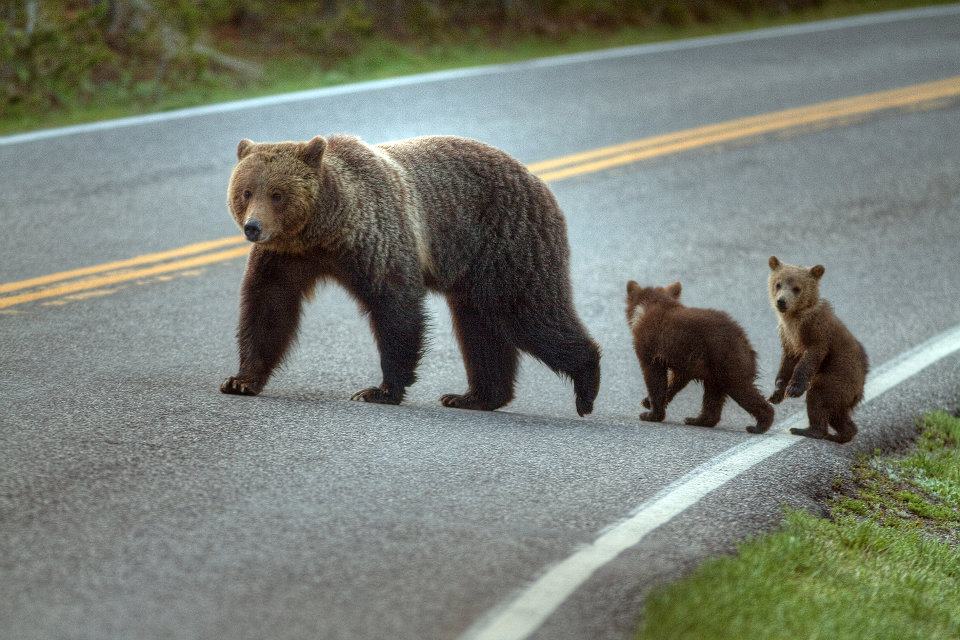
[220,376,262,396]
[639,410,665,423]
[785,381,807,398]
[439,392,504,411]
[684,416,719,428]
[790,427,827,439]
[351,387,401,405]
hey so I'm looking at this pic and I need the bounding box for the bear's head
[768,256,824,316]
[227,136,327,252]
[626,280,682,327]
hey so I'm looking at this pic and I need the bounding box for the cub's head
[626,280,682,328]
[227,136,326,251]
[767,256,824,316]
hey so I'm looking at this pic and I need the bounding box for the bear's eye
[792,286,801,294]
[775,282,781,290]
[242,189,252,200]
[271,192,282,205]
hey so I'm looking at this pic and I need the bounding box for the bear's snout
[776,298,788,312]
[243,219,262,242]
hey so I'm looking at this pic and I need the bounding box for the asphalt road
[3,7,960,640]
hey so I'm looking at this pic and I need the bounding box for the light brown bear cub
[767,257,868,443]
[627,281,774,433]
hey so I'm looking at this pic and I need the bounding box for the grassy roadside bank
[637,411,960,640]
[2,0,955,137]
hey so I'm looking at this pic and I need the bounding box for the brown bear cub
[767,257,868,443]
[627,281,774,433]
[220,135,601,416]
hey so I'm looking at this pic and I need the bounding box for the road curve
[2,7,960,640]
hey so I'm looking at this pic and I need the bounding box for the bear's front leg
[350,286,426,405]
[785,345,827,398]
[769,351,799,404]
[221,247,314,397]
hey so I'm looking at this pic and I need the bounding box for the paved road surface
[2,7,960,639]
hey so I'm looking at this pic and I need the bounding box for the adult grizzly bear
[220,135,601,416]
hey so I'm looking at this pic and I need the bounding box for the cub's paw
[785,381,807,398]
[789,427,827,439]
[220,376,263,396]
[641,397,651,409]
[639,410,665,423]
[575,394,594,417]
[768,389,785,404]
[439,392,503,412]
[684,416,719,428]
[351,386,402,405]
[746,424,770,434]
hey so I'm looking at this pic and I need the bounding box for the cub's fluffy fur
[627,281,774,433]
[220,134,601,416]
[768,257,868,443]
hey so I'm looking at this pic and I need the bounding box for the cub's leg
[685,382,725,427]
[638,360,669,422]
[642,370,691,409]
[440,299,519,411]
[769,351,799,404]
[790,389,830,439]
[729,383,775,434]
[828,409,858,444]
[221,248,315,396]
[350,285,427,405]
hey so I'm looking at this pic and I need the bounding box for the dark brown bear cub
[627,281,774,433]
[220,135,600,416]
[767,257,868,443]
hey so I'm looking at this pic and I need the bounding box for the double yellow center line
[3,75,960,311]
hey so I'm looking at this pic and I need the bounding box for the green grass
[636,411,960,640]
[2,0,955,137]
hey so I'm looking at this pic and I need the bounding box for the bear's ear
[768,256,781,271]
[666,281,682,298]
[809,264,825,280]
[300,135,327,168]
[237,139,255,160]
[627,280,640,295]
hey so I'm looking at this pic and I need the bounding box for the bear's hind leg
[828,409,858,444]
[441,299,518,411]
[507,306,601,417]
[790,390,830,440]
[729,383,775,434]
[684,382,725,427]
[351,288,426,405]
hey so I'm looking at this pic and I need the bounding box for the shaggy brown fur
[627,281,774,433]
[767,257,868,443]
[220,135,601,416]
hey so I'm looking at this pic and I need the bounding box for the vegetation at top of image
[636,410,960,640]
[0,0,953,134]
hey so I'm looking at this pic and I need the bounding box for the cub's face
[768,256,824,315]
[626,280,682,328]
[227,136,326,251]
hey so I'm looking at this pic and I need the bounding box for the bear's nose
[776,298,787,311]
[243,220,262,242]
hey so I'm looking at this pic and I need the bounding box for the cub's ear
[300,135,327,167]
[627,280,640,295]
[237,138,255,160]
[810,264,825,280]
[666,281,682,298]
[768,256,781,271]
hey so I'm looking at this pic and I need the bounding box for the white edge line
[3,4,960,147]
[460,322,960,640]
